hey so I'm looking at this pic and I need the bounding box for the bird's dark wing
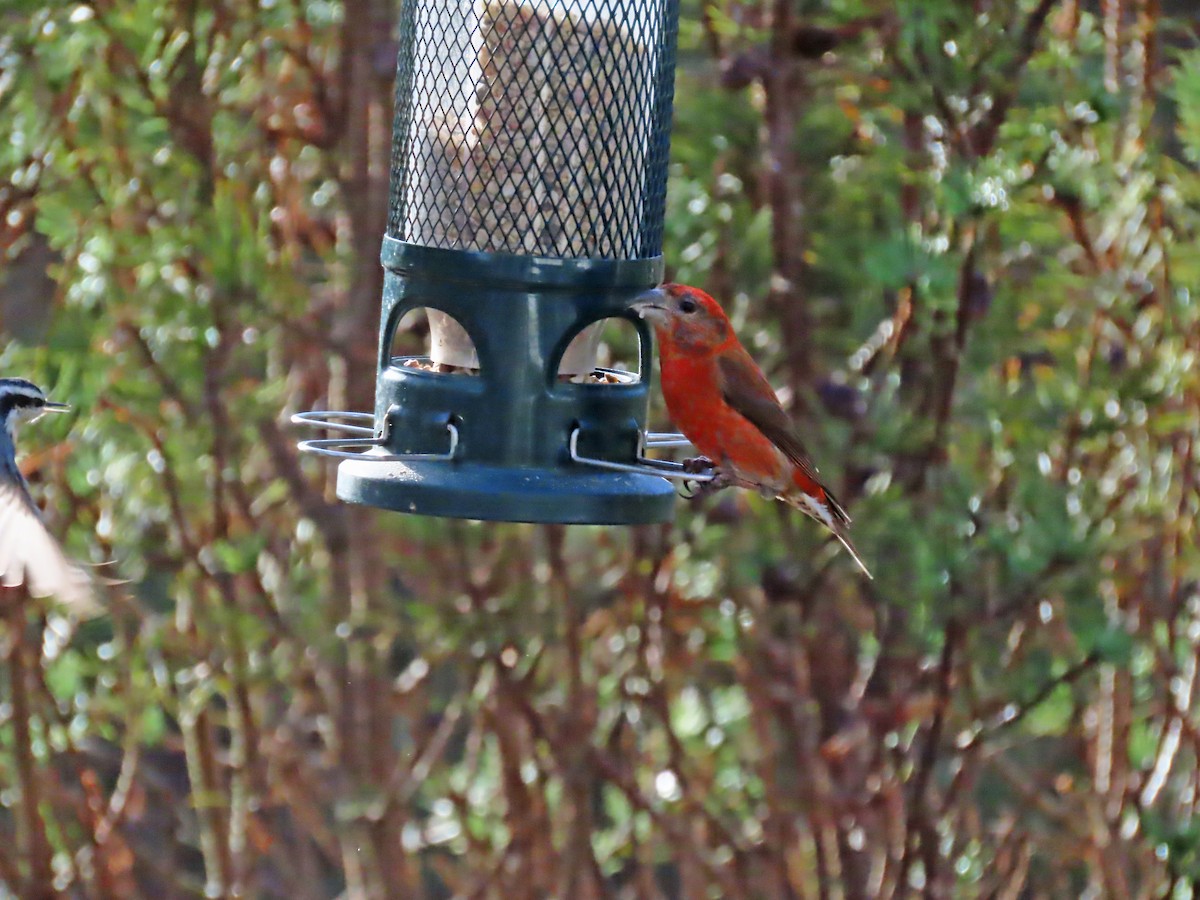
[716,351,823,484]
[0,478,95,612]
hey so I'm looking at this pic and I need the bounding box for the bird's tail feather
[781,490,873,579]
[831,526,873,580]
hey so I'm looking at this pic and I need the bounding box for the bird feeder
[295,0,694,524]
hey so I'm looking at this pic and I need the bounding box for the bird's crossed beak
[41,401,70,414]
[629,287,670,324]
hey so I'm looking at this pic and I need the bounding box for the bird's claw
[679,456,734,500]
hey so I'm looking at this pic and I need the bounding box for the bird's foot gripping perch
[678,456,736,499]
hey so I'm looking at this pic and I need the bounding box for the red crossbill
[633,284,871,578]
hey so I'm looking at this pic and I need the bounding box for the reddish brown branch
[4,604,56,897]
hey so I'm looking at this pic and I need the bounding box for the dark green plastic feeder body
[336,0,682,524]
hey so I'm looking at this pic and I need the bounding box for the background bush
[2,0,1199,896]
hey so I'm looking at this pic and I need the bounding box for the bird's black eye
[678,297,698,314]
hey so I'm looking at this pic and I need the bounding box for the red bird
[632,284,872,578]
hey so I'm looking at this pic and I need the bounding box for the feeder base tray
[337,458,676,525]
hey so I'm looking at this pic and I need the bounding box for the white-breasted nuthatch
[0,377,94,610]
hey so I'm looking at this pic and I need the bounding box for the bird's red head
[630,283,734,356]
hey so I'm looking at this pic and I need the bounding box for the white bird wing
[0,479,96,612]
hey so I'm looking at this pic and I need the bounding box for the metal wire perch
[568,428,714,483]
[295,411,709,485]
[292,410,459,463]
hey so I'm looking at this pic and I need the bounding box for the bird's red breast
[656,342,792,492]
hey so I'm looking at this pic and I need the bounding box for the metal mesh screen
[387,0,679,260]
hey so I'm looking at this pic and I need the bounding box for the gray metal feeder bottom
[293,412,704,525]
[337,457,676,525]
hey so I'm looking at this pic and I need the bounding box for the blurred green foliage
[2,0,1200,897]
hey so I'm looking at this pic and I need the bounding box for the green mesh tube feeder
[295,0,690,524]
